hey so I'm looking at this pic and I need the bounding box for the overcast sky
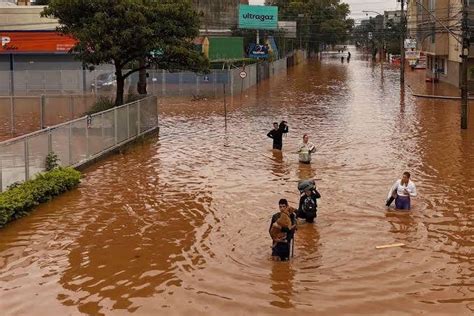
[248,0,400,22]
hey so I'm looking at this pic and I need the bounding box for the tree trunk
[115,67,125,106]
[137,57,147,95]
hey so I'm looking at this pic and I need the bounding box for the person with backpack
[297,179,321,223]
[269,199,297,261]
[267,121,289,150]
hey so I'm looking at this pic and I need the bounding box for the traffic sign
[239,71,247,79]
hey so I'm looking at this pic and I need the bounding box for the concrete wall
[446,60,460,87]
[0,6,57,30]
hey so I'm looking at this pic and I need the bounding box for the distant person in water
[298,134,316,164]
[386,172,417,210]
[267,121,289,150]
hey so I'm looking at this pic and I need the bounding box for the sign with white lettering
[239,5,278,30]
[278,21,297,38]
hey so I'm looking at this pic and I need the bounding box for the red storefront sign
[0,31,77,53]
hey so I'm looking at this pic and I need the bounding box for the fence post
[42,71,46,94]
[10,96,15,136]
[137,100,141,135]
[213,71,217,97]
[127,103,130,138]
[59,70,63,93]
[156,96,159,127]
[196,74,200,96]
[25,70,29,95]
[68,95,74,120]
[101,113,104,149]
[24,137,29,181]
[85,115,92,159]
[114,107,118,145]
[68,122,72,165]
[40,95,45,129]
[229,66,234,98]
[162,70,166,96]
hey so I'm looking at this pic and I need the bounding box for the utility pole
[400,0,406,86]
[461,0,469,129]
[414,0,470,129]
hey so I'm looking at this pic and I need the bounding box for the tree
[42,0,209,106]
[267,0,354,53]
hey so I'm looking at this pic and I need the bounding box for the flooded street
[1,50,473,315]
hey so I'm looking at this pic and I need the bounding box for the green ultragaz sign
[238,5,278,30]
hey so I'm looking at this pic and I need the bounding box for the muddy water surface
[1,51,473,315]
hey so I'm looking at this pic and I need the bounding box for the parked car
[91,72,116,91]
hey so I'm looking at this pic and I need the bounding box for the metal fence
[0,94,99,141]
[0,96,158,191]
[0,68,243,97]
[0,55,296,97]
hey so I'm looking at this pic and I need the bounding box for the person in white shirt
[298,134,316,164]
[386,172,417,210]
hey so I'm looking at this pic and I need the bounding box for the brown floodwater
[1,50,473,315]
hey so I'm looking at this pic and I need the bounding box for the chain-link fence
[0,96,158,192]
[0,94,98,141]
[0,55,296,97]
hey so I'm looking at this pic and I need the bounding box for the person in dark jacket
[269,199,297,261]
[267,121,289,150]
[297,183,321,223]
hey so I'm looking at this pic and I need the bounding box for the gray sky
[248,0,400,22]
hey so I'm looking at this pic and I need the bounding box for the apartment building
[407,0,474,89]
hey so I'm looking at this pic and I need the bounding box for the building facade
[193,0,249,35]
[407,0,474,89]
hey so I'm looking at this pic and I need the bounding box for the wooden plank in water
[375,243,405,249]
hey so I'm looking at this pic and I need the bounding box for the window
[429,0,436,11]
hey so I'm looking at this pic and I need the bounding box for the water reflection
[270,262,295,309]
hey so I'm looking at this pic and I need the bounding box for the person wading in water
[267,121,289,150]
[386,171,417,210]
[297,180,321,223]
[298,134,316,163]
[269,199,297,261]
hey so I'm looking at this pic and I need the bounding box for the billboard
[238,5,278,30]
[0,31,76,54]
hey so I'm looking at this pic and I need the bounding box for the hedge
[0,167,81,227]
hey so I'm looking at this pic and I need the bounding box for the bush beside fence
[0,96,159,191]
[0,167,81,227]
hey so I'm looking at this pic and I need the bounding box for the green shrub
[45,151,59,171]
[84,96,115,115]
[0,167,81,227]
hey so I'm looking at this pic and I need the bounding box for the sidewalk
[405,67,461,98]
